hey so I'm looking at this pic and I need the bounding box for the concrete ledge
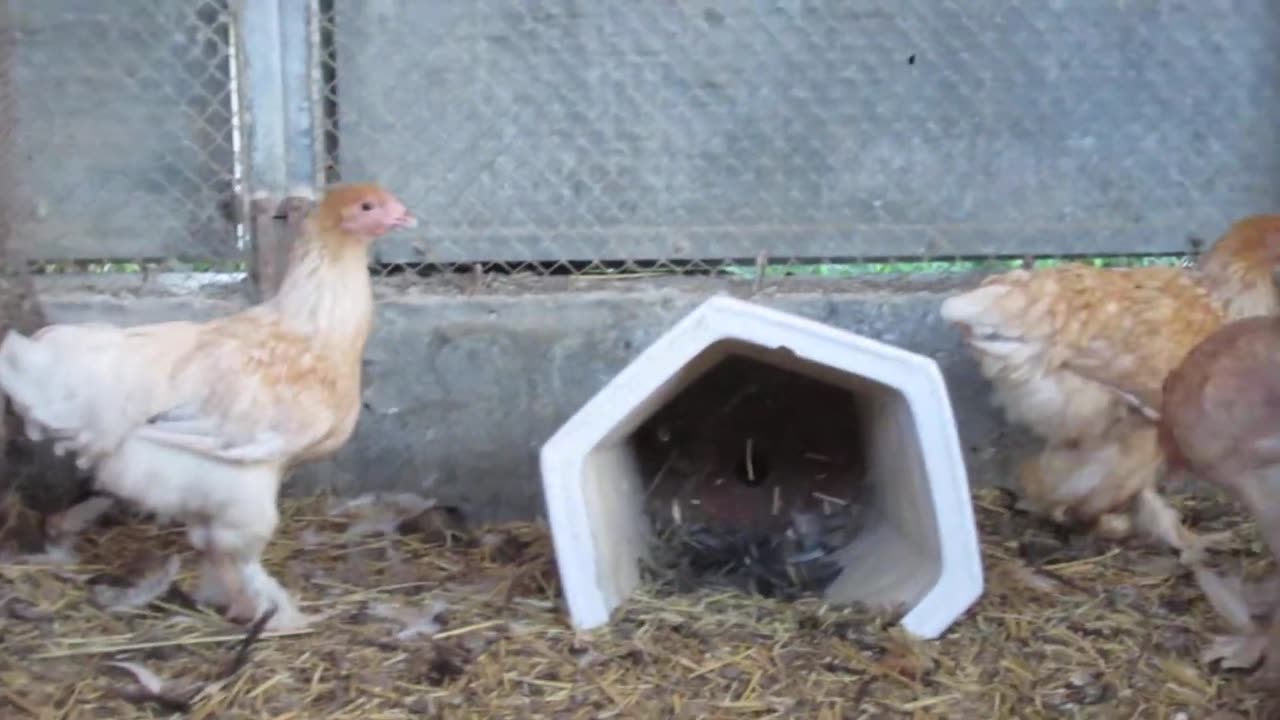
[25,272,1022,523]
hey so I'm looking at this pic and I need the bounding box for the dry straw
[0,487,1272,718]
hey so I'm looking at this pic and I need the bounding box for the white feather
[938,284,1014,327]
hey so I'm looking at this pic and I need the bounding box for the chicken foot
[44,494,115,543]
[1212,464,1280,686]
[199,552,258,623]
[1179,464,1280,687]
[188,514,322,632]
[1016,440,1227,562]
[192,550,314,630]
[1131,487,1234,565]
[188,525,251,617]
[235,559,322,631]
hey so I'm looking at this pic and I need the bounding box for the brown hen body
[939,215,1280,559]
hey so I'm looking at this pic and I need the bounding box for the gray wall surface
[32,274,1026,523]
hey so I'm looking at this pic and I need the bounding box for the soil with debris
[0,487,1277,718]
[635,354,869,601]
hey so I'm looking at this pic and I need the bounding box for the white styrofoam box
[539,295,983,640]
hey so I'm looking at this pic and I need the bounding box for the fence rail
[1,1,1278,276]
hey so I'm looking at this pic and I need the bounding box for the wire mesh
[0,0,242,274]
[315,0,1280,280]
[0,6,16,274]
[0,2,1275,279]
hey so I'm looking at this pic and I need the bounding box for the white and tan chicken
[0,183,416,630]
[939,216,1280,562]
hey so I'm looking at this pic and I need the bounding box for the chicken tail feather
[939,282,1014,321]
[0,330,102,465]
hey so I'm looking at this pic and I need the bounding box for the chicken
[1157,314,1280,685]
[0,266,89,547]
[939,215,1280,562]
[0,183,416,630]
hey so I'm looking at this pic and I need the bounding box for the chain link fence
[0,0,242,275]
[1,2,1278,280]
[316,0,1280,281]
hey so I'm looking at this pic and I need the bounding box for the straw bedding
[0,485,1274,719]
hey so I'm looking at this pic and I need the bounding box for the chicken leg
[1233,466,1280,565]
[1191,463,1280,685]
[185,498,293,625]
[215,554,258,623]
[235,559,316,630]
[45,494,115,543]
[188,524,256,621]
[1019,431,1232,564]
[1131,487,1234,564]
[191,542,310,629]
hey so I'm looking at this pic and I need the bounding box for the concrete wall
[28,273,1030,523]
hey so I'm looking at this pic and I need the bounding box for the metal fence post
[234,0,316,301]
[281,0,317,197]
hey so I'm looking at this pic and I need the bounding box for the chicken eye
[360,201,375,212]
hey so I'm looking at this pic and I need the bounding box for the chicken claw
[1131,487,1232,565]
[235,561,330,631]
[45,494,115,543]
[190,552,257,624]
[223,592,259,626]
[263,606,330,632]
[1192,562,1280,689]
[1248,629,1280,691]
[1175,529,1235,566]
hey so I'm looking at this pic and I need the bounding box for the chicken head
[316,183,418,240]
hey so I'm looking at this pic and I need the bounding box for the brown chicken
[1158,315,1280,684]
[939,216,1280,562]
[0,183,416,630]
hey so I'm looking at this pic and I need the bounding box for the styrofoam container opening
[635,342,947,606]
[541,296,983,640]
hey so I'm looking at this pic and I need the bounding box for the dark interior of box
[630,352,869,601]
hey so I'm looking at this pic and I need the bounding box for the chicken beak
[394,213,419,230]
